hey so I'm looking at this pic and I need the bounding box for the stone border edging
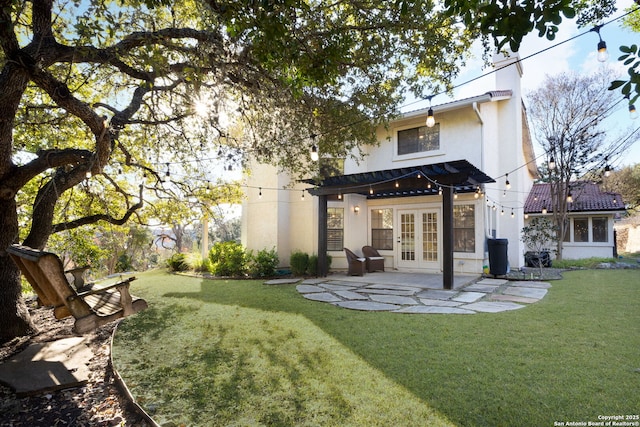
[110,320,159,427]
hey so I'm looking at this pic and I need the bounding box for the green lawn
[112,269,640,427]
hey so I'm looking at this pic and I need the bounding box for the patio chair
[362,245,385,272]
[343,247,366,276]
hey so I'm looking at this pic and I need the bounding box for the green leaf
[608,80,626,90]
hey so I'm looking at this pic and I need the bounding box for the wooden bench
[7,244,148,334]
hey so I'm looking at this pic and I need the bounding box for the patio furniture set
[344,246,385,276]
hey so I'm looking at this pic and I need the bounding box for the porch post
[317,194,328,277]
[442,186,454,289]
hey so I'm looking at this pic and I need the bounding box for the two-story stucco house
[241,52,539,282]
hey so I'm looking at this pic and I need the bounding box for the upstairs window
[397,124,440,155]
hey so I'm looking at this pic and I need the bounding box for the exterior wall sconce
[354,205,360,214]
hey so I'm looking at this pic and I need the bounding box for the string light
[426,96,435,128]
[592,25,609,62]
[310,144,319,161]
[629,104,638,120]
[369,186,374,195]
[505,173,511,190]
[511,209,515,218]
[301,190,305,200]
[567,192,573,203]
[258,187,262,198]
[548,156,556,171]
[542,206,547,215]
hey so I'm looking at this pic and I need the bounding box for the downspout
[474,101,491,272]
[473,102,492,240]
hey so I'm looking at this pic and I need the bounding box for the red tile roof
[524,182,625,214]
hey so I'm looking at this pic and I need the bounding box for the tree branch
[52,184,144,233]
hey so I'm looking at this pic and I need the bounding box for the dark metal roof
[304,160,495,199]
[524,182,625,214]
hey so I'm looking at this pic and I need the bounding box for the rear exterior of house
[242,52,538,274]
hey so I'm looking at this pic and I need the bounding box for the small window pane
[574,218,589,242]
[592,217,608,242]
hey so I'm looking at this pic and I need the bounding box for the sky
[403,0,640,168]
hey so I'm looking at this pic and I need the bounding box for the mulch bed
[0,299,150,426]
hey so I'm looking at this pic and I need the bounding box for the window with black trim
[371,208,393,250]
[327,207,344,251]
[453,204,475,253]
[397,124,440,155]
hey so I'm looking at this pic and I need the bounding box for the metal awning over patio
[306,160,495,290]
[304,160,495,198]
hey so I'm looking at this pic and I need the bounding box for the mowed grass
[112,269,640,426]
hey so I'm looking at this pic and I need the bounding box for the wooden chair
[7,244,147,334]
[362,245,385,272]
[343,247,366,276]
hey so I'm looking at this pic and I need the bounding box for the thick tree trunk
[0,198,37,343]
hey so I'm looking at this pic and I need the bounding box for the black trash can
[487,238,508,276]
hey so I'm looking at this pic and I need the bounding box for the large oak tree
[0,0,629,341]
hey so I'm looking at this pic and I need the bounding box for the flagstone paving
[295,273,552,314]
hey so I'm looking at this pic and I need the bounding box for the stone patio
[294,272,551,314]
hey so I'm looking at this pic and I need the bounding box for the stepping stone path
[296,278,551,314]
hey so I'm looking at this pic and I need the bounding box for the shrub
[308,254,318,276]
[116,253,133,272]
[167,253,189,272]
[248,248,279,278]
[185,252,210,272]
[209,241,247,277]
[307,254,332,276]
[290,251,309,276]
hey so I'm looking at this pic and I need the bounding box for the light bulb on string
[511,209,514,218]
[438,186,442,196]
[369,186,374,195]
[310,134,319,161]
[258,187,262,199]
[592,25,608,62]
[505,173,511,190]
[630,104,638,120]
[301,190,305,200]
[567,192,573,203]
[542,206,547,215]
[425,96,435,128]
[548,156,556,171]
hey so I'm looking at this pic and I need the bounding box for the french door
[397,209,441,270]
